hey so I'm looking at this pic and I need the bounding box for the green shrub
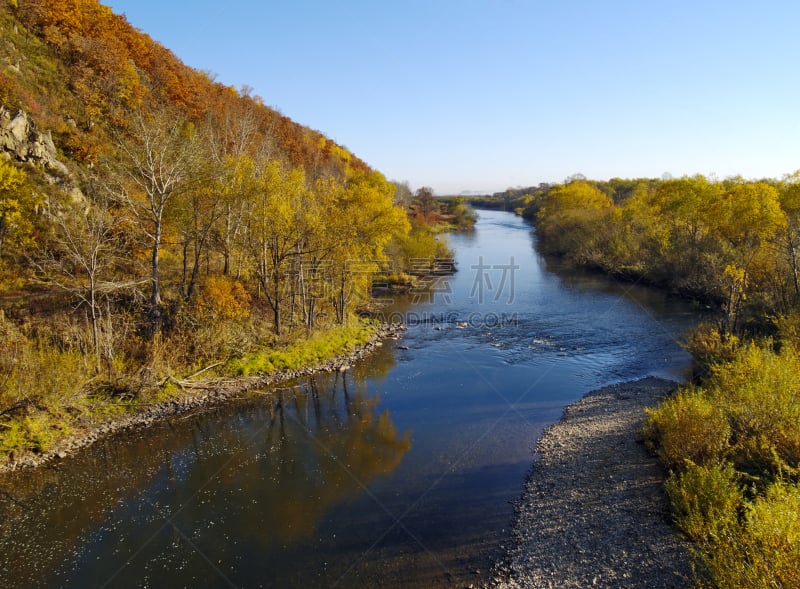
[0,413,70,455]
[709,344,800,473]
[391,228,453,273]
[683,322,740,376]
[0,336,86,455]
[227,320,376,376]
[696,481,800,589]
[0,313,93,458]
[740,482,800,586]
[644,387,730,470]
[775,311,800,350]
[649,340,800,587]
[0,333,88,412]
[665,461,743,543]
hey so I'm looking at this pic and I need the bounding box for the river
[0,209,701,588]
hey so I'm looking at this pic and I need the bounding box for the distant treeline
[469,174,800,334]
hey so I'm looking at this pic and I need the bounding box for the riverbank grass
[226,320,378,375]
[0,317,380,467]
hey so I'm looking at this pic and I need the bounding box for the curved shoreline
[0,323,405,475]
[488,377,692,588]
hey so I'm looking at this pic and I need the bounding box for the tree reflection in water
[237,371,412,543]
[0,368,410,587]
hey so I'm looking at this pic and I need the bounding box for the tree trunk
[787,230,800,304]
[151,232,162,307]
[273,270,282,335]
[89,277,100,373]
[150,213,163,334]
[181,240,190,299]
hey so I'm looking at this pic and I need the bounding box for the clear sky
[102,0,800,195]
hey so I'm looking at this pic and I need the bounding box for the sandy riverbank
[0,323,405,475]
[487,377,692,588]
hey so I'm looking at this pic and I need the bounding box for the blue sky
[103,1,800,194]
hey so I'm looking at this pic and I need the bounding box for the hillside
[0,0,369,175]
[0,0,455,467]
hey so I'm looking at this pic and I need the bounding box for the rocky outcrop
[0,106,69,176]
[0,106,85,203]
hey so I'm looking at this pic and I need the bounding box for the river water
[0,210,701,588]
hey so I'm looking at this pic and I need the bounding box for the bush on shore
[645,326,800,587]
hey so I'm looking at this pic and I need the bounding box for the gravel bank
[488,377,692,588]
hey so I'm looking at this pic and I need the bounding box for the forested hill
[0,0,411,336]
[0,0,454,465]
[0,0,369,175]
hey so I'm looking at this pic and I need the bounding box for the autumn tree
[205,95,271,277]
[392,180,413,209]
[716,181,786,331]
[295,175,341,329]
[536,180,614,260]
[779,173,800,306]
[0,159,36,261]
[624,176,725,291]
[36,186,131,370]
[327,171,409,322]
[206,87,269,163]
[114,106,202,325]
[213,154,258,279]
[173,177,221,302]
[413,186,438,222]
[246,159,307,335]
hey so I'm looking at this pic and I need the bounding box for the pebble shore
[0,323,405,474]
[487,377,692,589]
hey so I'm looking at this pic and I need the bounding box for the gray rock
[0,106,83,198]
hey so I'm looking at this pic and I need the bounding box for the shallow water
[0,210,702,588]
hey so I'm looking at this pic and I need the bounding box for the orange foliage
[197,276,251,321]
[13,0,370,175]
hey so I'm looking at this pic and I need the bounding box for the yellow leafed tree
[0,159,35,261]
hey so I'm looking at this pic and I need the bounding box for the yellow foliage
[393,229,452,273]
[737,482,800,585]
[708,344,800,470]
[644,388,731,470]
[775,311,800,349]
[664,461,742,543]
[719,182,786,251]
[683,322,740,370]
[0,159,31,255]
[651,341,800,479]
[695,482,800,588]
[648,340,800,587]
[535,180,615,258]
